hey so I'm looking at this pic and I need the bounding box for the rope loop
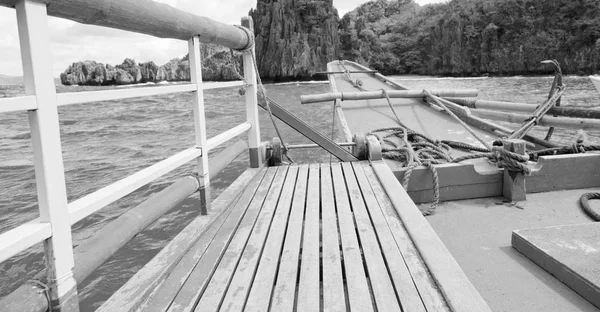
[580,193,600,221]
[27,279,51,310]
[233,25,255,53]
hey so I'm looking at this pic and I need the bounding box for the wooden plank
[358,162,449,312]
[133,168,267,312]
[16,1,79,310]
[68,147,203,224]
[0,0,251,47]
[512,223,600,309]
[270,165,309,312]
[392,163,503,204]
[502,139,527,202]
[98,168,264,312]
[234,166,300,312]
[203,81,244,90]
[206,123,251,151]
[0,95,37,113]
[370,160,491,312]
[320,164,347,311]
[296,163,322,311]
[341,162,404,312]
[166,167,282,312]
[330,163,374,311]
[56,84,196,106]
[528,154,600,193]
[182,167,288,312]
[0,220,51,263]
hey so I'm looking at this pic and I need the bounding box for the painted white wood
[0,219,51,263]
[0,95,37,113]
[16,0,79,307]
[68,147,203,224]
[189,36,211,214]
[206,122,251,151]
[242,17,262,168]
[56,84,197,106]
[203,80,244,90]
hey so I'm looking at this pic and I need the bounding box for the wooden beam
[0,95,37,113]
[471,109,600,130]
[512,223,600,309]
[0,0,251,47]
[301,89,478,104]
[326,62,353,143]
[370,160,491,312]
[258,98,358,162]
[56,84,197,106]
[0,220,51,263]
[206,123,251,151]
[447,98,600,119]
[68,147,203,224]
[502,139,527,202]
[16,1,79,310]
[242,17,263,168]
[189,36,210,215]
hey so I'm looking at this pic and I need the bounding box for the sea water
[0,76,599,309]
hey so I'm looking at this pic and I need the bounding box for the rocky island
[60,0,600,86]
[60,44,242,86]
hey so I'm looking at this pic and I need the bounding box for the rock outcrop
[250,0,340,80]
[60,44,243,86]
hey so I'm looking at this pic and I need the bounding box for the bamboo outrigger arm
[0,0,251,48]
[301,89,478,104]
[447,98,600,119]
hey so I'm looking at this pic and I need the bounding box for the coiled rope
[579,193,600,221]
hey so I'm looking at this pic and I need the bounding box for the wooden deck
[100,161,491,312]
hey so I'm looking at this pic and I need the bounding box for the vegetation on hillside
[339,0,600,76]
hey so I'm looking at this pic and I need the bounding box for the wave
[8,132,30,140]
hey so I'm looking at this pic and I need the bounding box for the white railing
[0,0,261,310]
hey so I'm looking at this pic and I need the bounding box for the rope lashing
[491,146,532,175]
[27,280,51,310]
[542,59,563,141]
[233,25,255,53]
[579,193,600,221]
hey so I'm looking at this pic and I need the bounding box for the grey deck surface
[427,189,600,312]
[135,162,452,311]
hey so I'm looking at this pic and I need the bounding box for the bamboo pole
[471,109,600,130]
[0,0,250,48]
[447,98,600,119]
[0,140,249,312]
[301,89,478,104]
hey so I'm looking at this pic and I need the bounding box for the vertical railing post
[189,36,210,215]
[15,0,79,310]
[241,17,263,168]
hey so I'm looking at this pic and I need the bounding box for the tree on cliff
[338,0,600,76]
[250,0,340,80]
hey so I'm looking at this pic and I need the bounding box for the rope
[27,280,51,310]
[579,193,600,221]
[229,26,295,164]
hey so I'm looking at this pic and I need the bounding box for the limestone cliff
[250,0,339,80]
[60,44,242,86]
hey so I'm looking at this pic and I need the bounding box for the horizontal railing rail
[0,0,251,48]
[0,1,262,310]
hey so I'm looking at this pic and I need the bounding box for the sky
[0,0,445,77]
